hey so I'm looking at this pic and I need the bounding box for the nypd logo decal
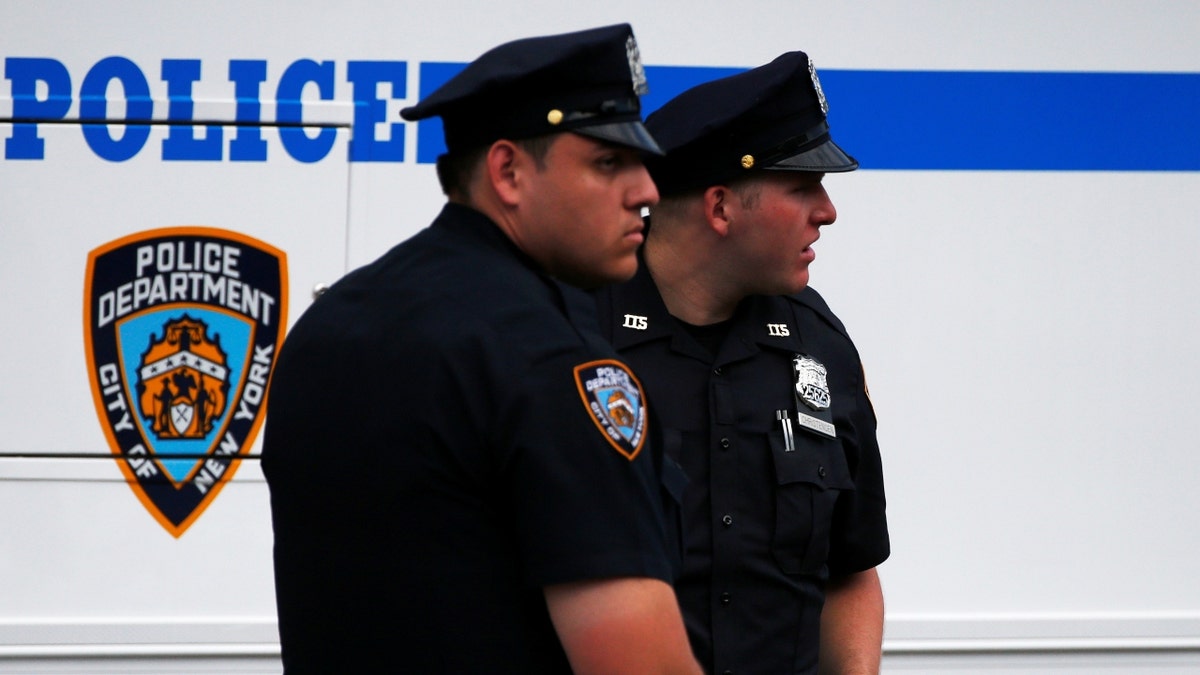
[574,360,648,461]
[84,227,287,537]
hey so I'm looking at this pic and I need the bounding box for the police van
[3,1,1198,672]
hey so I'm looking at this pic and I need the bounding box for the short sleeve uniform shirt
[594,259,889,674]
[263,204,681,673]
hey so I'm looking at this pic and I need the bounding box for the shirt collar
[606,252,679,349]
[433,202,545,276]
[606,252,809,362]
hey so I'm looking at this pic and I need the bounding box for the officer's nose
[815,185,836,227]
[629,163,660,210]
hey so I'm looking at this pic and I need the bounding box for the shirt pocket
[769,428,854,575]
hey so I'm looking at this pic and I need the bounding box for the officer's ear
[703,185,734,238]
[486,140,522,207]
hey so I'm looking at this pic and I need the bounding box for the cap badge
[741,154,755,169]
[547,109,564,125]
[625,35,649,96]
[808,56,829,116]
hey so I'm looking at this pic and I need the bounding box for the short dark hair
[729,176,762,210]
[435,134,557,200]
[435,146,488,199]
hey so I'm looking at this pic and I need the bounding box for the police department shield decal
[83,227,287,537]
[574,360,648,460]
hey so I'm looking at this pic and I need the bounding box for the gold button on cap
[741,154,755,169]
[547,109,564,125]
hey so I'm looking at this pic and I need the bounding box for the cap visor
[767,139,858,172]
[574,121,663,156]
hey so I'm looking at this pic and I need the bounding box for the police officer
[263,25,701,674]
[593,52,890,674]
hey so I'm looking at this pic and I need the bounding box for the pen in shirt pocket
[776,409,796,452]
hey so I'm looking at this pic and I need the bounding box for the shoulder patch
[573,360,648,461]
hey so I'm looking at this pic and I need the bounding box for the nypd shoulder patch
[573,359,647,461]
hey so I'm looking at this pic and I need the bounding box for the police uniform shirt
[263,203,681,673]
[594,259,890,674]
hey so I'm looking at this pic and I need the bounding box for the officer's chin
[557,257,638,290]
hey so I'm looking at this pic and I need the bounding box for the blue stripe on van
[416,63,1200,171]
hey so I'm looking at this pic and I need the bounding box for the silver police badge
[793,354,831,411]
[808,56,829,116]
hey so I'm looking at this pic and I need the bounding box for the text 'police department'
[95,241,279,328]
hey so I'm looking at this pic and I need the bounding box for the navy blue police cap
[401,24,661,155]
[645,51,857,196]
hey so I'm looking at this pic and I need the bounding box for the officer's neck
[643,232,741,326]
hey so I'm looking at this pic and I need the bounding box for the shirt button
[818,465,828,478]
[719,437,731,449]
[713,366,722,375]
[721,514,733,527]
[720,592,732,606]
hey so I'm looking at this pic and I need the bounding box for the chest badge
[793,354,831,411]
[574,360,648,461]
[792,354,837,438]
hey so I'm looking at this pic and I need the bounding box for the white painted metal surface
[3,1,1198,671]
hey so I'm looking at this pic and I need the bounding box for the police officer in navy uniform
[593,52,890,674]
[262,25,701,674]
